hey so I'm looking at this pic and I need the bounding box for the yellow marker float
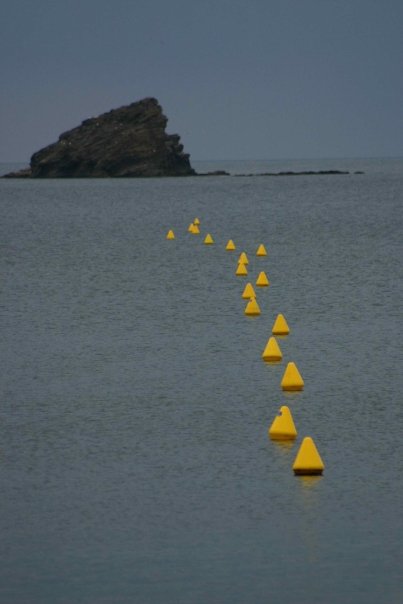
[192,224,200,234]
[188,222,195,233]
[293,437,324,475]
[226,239,236,251]
[236,262,248,276]
[256,271,269,286]
[166,229,175,240]
[262,336,282,362]
[281,362,304,391]
[242,283,256,299]
[256,243,267,256]
[204,233,214,245]
[244,297,261,316]
[269,406,297,440]
[238,252,249,265]
[194,217,200,225]
[272,313,290,335]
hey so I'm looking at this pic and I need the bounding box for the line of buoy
[165,217,324,476]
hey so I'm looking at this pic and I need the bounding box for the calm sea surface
[1,159,402,603]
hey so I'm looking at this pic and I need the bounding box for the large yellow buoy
[256,271,269,287]
[192,224,200,234]
[293,437,324,475]
[238,252,249,265]
[194,217,200,225]
[244,297,261,316]
[269,406,297,440]
[272,313,290,335]
[226,239,236,251]
[242,283,256,299]
[204,233,214,245]
[262,336,282,361]
[281,362,304,391]
[256,243,267,256]
[166,229,175,240]
[236,262,248,276]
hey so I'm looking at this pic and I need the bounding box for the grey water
[1,158,402,604]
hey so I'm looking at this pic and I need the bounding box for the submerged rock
[5,98,195,178]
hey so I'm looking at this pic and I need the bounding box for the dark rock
[4,98,195,178]
[3,168,32,178]
[196,170,230,176]
[235,170,350,177]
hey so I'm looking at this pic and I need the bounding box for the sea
[1,158,402,604]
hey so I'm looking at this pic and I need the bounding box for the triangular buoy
[256,243,267,256]
[245,297,261,316]
[262,336,282,361]
[256,271,269,286]
[194,217,200,225]
[226,239,236,251]
[236,262,248,276]
[192,224,200,234]
[166,229,175,240]
[293,437,324,475]
[242,283,256,299]
[238,252,249,265]
[269,406,297,440]
[272,313,290,335]
[188,222,195,233]
[204,233,214,245]
[281,362,304,391]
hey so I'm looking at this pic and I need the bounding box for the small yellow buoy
[293,437,324,475]
[272,313,290,335]
[166,229,175,240]
[194,217,200,225]
[269,406,297,440]
[256,243,267,256]
[188,222,195,233]
[238,252,249,265]
[192,224,200,234]
[262,336,282,361]
[226,239,236,251]
[256,271,269,286]
[244,297,261,316]
[204,233,214,245]
[242,282,256,299]
[236,262,248,276]
[281,362,304,391]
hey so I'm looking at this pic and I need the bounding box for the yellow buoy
[188,222,195,233]
[236,262,248,276]
[226,239,236,251]
[238,252,249,265]
[281,362,304,391]
[293,437,324,475]
[244,297,261,316]
[256,271,269,286]
[166,229,175,240]
[272,313,290,335]
[269,406,297,440]
[192,224,200,234]
[262,336,282,361]
[204,233,214,245]
[256,243,267,256]
[242,282,255,299]
[194,217,200,225]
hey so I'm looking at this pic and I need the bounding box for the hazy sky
[1,0,402,162]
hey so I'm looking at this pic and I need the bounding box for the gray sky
[1,0,402,162]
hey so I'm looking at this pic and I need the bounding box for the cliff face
[12,98,195,178]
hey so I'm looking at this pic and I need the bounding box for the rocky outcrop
[5,98,195,178]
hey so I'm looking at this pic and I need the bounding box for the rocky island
[4,98,195,178]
